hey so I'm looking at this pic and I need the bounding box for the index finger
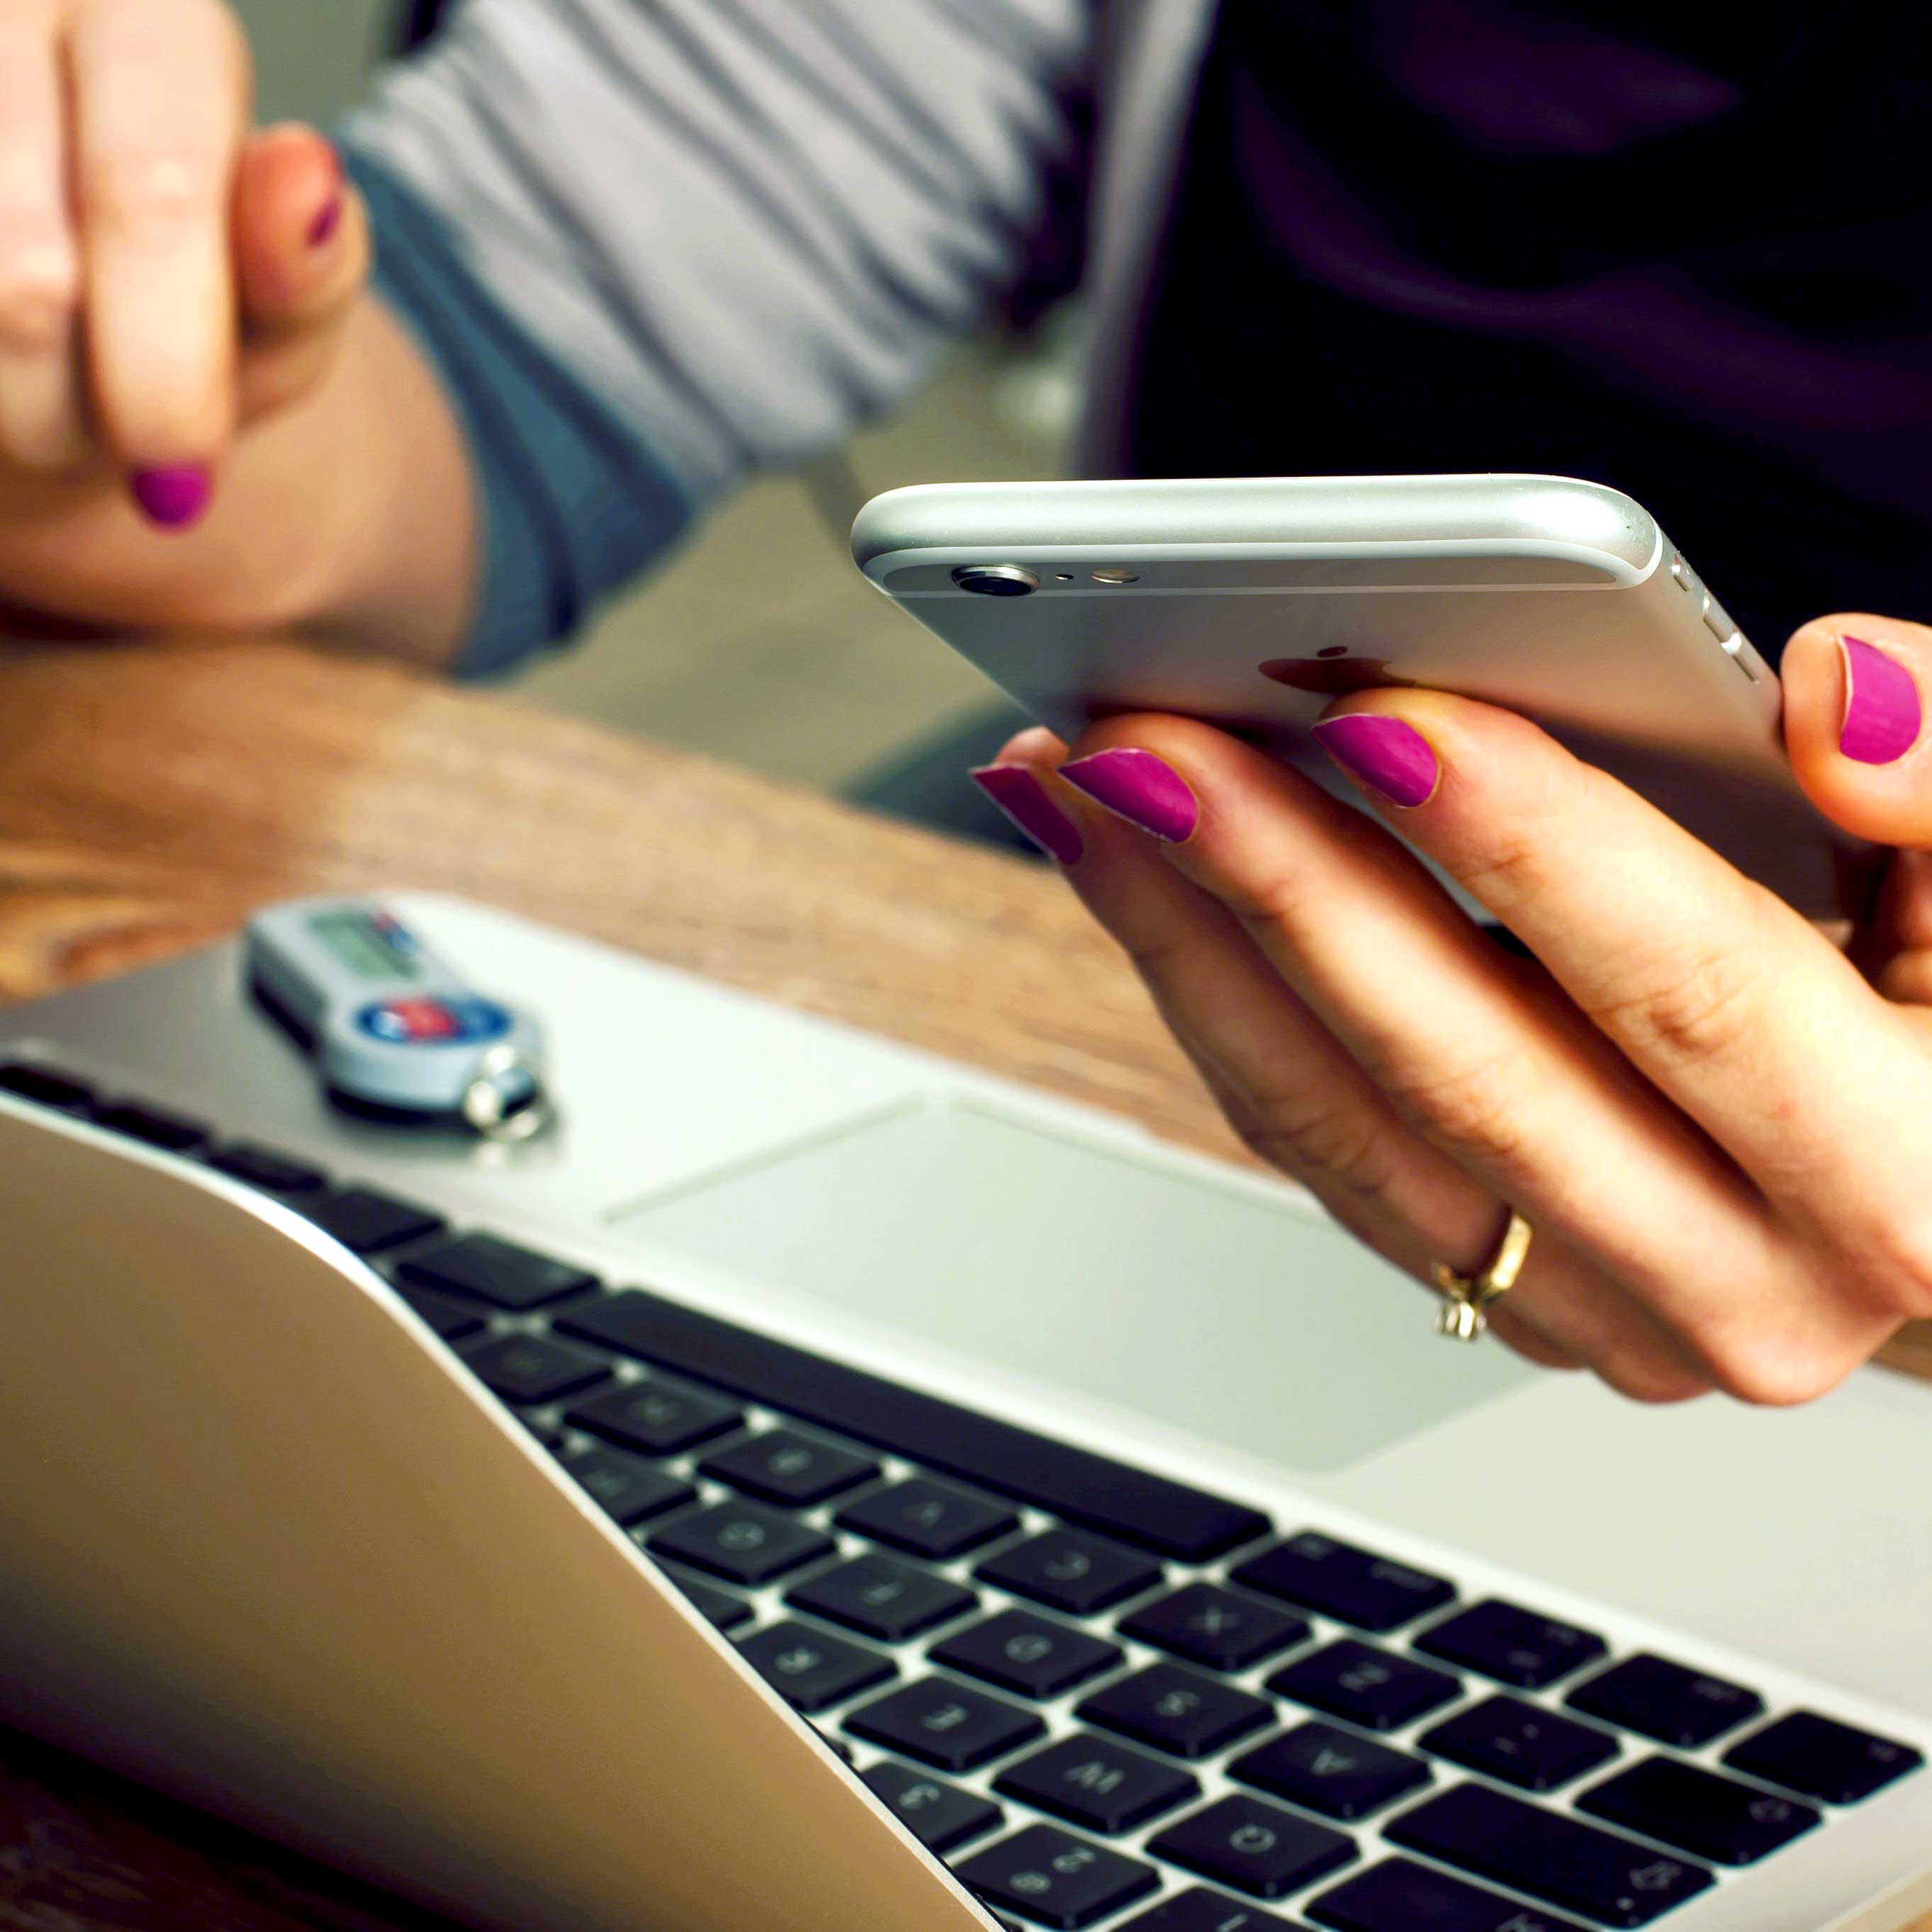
[1310,689,1932,1281]
[70,0,248,505]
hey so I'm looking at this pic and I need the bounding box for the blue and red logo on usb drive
[357,997,512,1045]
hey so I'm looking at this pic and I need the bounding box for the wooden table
[2,636,1927,1931]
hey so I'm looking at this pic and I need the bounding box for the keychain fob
[244,899,552,1140]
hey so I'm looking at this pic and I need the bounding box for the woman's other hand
[973,614,1932,1406]
[0,0,468,658]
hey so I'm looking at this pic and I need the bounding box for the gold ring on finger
[1432,1208,1534,1343]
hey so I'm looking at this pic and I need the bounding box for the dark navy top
[1130,0,1932,658]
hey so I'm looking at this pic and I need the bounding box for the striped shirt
[344,0,1107,673]
[347,1,1932,675]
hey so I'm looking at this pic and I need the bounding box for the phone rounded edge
[851,483,1017,575]
[1502,475,1662,580]
[853,475,1663,583]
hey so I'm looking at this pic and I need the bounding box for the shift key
[1385,1784,1712,1927]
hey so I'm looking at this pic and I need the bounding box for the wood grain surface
[0,636,1231,1152]
[1,636,1926,1932]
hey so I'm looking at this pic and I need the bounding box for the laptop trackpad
[612,1097,1529,1473]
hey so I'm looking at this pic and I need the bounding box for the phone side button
[1700,592,1737,643]
[1719,627,1763,683]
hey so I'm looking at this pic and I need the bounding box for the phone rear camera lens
[953,566,1040,598]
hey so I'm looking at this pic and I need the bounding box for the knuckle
[0,240,79,352]
[1584,941,1762,1068]
[1227,867,1315,945]
[1458,825,1558,908]
[212,0,252,74]
[109,0,248,74]
[1377,1050,1532,1172]
[1488,1310,1581,1372]
[0,408,90,474]
[1119,925,1196,995]
[84,143,226,237]
[1704,1333,1850,1408]
[1597,1352,1711,1407]
[1854,1211,1932,1320]
[1237,1088,1392,1201]
[1700,1298,1862,1406]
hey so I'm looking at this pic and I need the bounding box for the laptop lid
[0,1097,994,1932]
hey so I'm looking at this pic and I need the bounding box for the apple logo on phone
[1260,648,1414,696]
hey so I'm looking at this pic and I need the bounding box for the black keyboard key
[91,1100,210,1154]
[394,1284,485,1342]
[738,1620,894,1712]
[1267,1641,1460,1732]
[860,1760,1003,1855]
[1419,1695,1618,1792]
[699,1429,879,1506]
[787,1553,976,1641]
[457,1332,611,1405]
[1077,1663,1273,1760]
[566,1378,743,1455]
[655,1563,753,1631]
[558,1288,1270,1560]
[206,1141,330,1195]
[648,1500,834,1585]
[1722,1709,1923,1804]
[1564,1652,1763,1749]
[955,1826,1159,1928]
[931,1611,1123,1700]
[844,1677,1045,1773]
[1120,1584,1310,1674]
[1384,1784,1714,1926]
[1414,1600,1605,1689]
[1309,1857,1590,1932]
[1121,1890,1299,1931]
[1233,1534,1453,1633]
[561,1446,695,1526]
[1150,1795,1355,1901]
[303,1187,444,1254]
[1230,1722,1430,1820]
[0,1062,94,1111]
[836,1477,1018,1558]
[1579,1756,1820,1864]
[996,1734,1200,1834]
[398,1232,596,1310]
[978,1529,1162,1615]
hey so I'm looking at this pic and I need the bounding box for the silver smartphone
[853,473,1869,919]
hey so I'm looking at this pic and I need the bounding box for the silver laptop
[2,892,1928,1932]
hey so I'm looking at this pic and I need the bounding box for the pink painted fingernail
[970,765,1084,865]
[130,464,213,530]
[1839,636,1921,765]
[1312,714,1439,807]
[1057,748,1198,843]
[307,191,345,248]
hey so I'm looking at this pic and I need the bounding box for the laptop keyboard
[4,1055,1927,1932]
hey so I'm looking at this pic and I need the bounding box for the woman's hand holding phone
[975,612,1932,1406]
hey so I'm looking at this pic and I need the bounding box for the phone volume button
[1700,591,1737,643]
[1719,627,1762,683]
